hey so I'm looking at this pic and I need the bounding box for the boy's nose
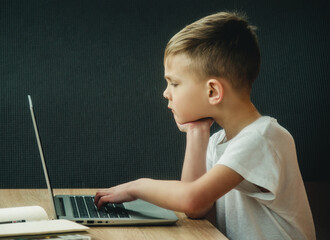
[163,87,170,100]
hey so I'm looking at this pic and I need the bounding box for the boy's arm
[94,118,243,217]
[94,165,243,217]
[177,118,214,217]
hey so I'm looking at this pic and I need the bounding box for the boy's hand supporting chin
[176,118,214,133]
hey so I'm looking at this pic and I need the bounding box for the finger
[94,190,103,205]
[94,189,108,205]
[97,195,115,209]
[175,121,188,132]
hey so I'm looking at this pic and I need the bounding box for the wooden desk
[0,189,227,240]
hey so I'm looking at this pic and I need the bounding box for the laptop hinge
[54,197,66,217]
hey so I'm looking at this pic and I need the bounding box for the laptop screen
[28,95,57,219]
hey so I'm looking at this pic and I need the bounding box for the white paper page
[0,206,48,223]
[0,219,89,237]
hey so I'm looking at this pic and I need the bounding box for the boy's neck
[215,99,261,141]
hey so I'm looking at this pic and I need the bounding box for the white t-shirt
[206,116,315,240]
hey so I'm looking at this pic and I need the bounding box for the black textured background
[1,0,329,188]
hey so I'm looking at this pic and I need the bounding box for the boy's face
[163,54,210,124]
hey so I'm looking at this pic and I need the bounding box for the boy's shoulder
[210,116,293,147]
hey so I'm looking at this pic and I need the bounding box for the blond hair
[164,12,260,92]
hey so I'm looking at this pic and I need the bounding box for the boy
[94,12,315,239]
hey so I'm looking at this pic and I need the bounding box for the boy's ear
[207,79,224,105]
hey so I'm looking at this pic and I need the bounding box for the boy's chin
[175,116,209,125]
[174,116,189,125]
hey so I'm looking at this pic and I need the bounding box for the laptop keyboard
[70,196,130,219]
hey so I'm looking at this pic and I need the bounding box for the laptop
[28,95,178,226]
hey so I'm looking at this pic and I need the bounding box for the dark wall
[1,0,329,188]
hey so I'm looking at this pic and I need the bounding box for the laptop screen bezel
[28,95,57,220]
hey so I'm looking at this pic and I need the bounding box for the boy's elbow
[185,211,206,219]
[181,191,211,219]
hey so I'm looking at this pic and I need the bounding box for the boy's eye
[170,83,178,87]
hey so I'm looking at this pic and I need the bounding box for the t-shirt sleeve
[215,131,281,201]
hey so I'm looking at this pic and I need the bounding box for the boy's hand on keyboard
[94,181,137,209]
